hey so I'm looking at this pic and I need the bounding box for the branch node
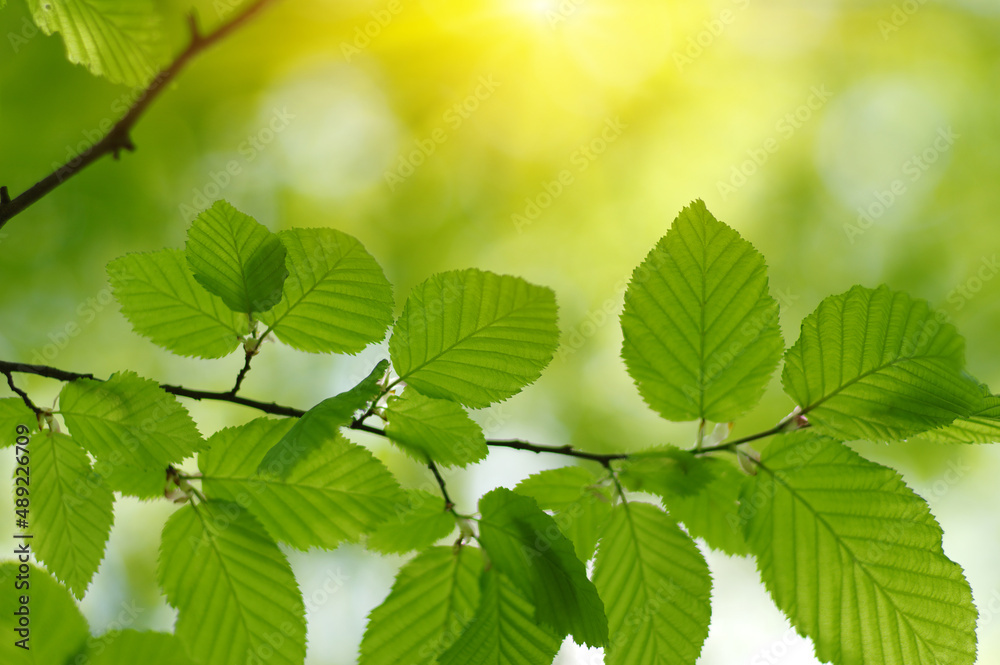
[186,11,203,43]
[111,134,136,160]
[0,186,9,206]
[3,370,42,418]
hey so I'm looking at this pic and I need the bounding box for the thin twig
[483,438,628,467]
[0,359,303,417]
[0,358,798,468]
[694,415,804,455]
[427,460,454,511]
[3,371,42,418]
[0,0,277,230]
[228,349,255,396]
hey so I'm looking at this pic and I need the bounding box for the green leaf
[922,384,1000,443]
[31,431,115,598]
[389,269,560,408]
[257,360,388,476]
[185,200,288,315]
[99,461,166,499]
[359,546,483,665]
[85,630,197,665]
[0,398,34,446]
[741,431,977,665]
[365,489,457,554]
[658,459,750,556]
[514,466,613,562]
[384,390,488,467]
[437,568,562,665]
[158,501,307,665]
[621,200,784,422]
[28,0,162,86]
[258,228,394,354]
[619,449,751,556]
[618,447,716,499]
[109,249,249,358]
[59,371,203,470]
[783,284,981,441]
[0,563,88,664]
[201,418,403,550]
[477,487,608,647]
[593,502,713,665]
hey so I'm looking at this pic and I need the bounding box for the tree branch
[694,415,805,454]
[0,359,303,418]
[0,0,277,230]
[427,460,454,511]
[3,370,42,418]
[0,358,797,469]
[227,348,255,396]
[482,438,627,467]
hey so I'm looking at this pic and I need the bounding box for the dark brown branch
[3,370,42,418]
[227,349,255,396]
[694,416,805,454]
[0,359,303,418]
[427,460,454,511]
[0,0,277,230]
[484,438,628,467]
[2,358,796,468]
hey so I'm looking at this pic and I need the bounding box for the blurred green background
[2,0,1000,662]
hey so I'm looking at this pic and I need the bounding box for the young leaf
[618,447,716,499]
[514,466,613,562]
[658,459,750,556]
[593,502,713,665]
[158,501,307,665]
[84,631,197,665]
[0,563,88,664]
[258,228,394,354]
[27,0,163,87]
[256,360,388,476]
[782,284,981,441]
[365,489,458,554]
[437,568,562,665]
[621,200,783,422]
[477,487,608,647]
[201,419,404,550]
[59,371,203,470]
[384,390,488,467]
[389,269,559,408]
[32,432,115,598]
[359,546,483,665]
[99,462,167,500]
[922,385,1000,443]
[185,200,288,315]
[741,431,977,665]
[0,398,35,445]
[108,249,249,358]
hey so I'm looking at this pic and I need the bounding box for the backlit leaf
[158,501,306,665]
[782,285,981,441]
[185,200,287,315]
[389,269,559,408]
[621,200,784,422]
[741,431,977,665]
[108,249,249,358]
